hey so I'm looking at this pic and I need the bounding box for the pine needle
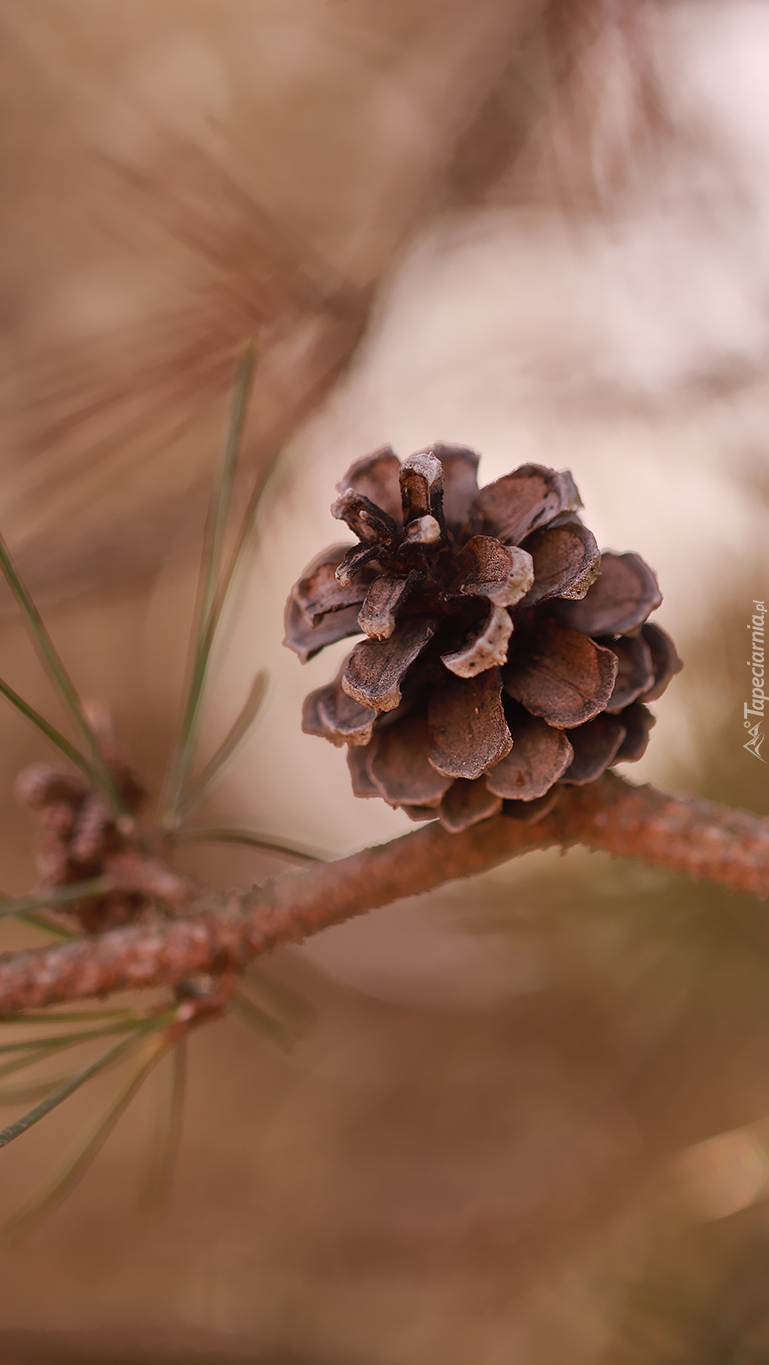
[141,1036,187,1208]
[0,1044,79,1084]
[176,669,268,820]
[5,1033,170,1238]
[231,990,299,1053]
[174,826,323,863]
[0,1014,171,1151]
[0,1009,136,1026]
[203,444,282,648]
[0,531,125,813]
[0,1075,75,1107]
[161,343,256,820]
[0,877,110,922]
[0,1019,142,1056]
[0,675,91,777]
[245,967,316,1031]
[198,344,257,647]
[13,912,74,940]
[0,1016,151,1083]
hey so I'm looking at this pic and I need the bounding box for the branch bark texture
[1,774,767,1016]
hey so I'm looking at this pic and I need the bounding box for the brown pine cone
[285,445,682,832]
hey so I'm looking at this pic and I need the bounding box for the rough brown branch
[0,774,767,1016]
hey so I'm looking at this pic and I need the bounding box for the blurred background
[1,1,769,1361]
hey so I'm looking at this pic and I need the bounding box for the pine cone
[285,445,682,832]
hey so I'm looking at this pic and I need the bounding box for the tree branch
[0,774,767,1016]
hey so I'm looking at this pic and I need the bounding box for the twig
[0,774,766,1016]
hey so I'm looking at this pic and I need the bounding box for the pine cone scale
[331,489,400,547]
[614,703,655,763]
[440,778,502,833]
[469,464,582,545]
[603,633,656,713]
[485,710,574,801]
[518,522,600,607]
[399,452,445,528]
[503,620,618,728]
[455,536,535,608]
[560,713,628,786]
[341,616,438,712]
[347,745,380,798]
[505,790,561,823]
[426,668,512,781]
[553,552,662,637]
[424,444,480,534]
[293,544,365,622]
[316,680,376,748]
[441,602,514,678]
[367,712,453,808]
[358,573,417,640]
[284,596,362,663]
[639,622,683,701]
[336,446,403,525]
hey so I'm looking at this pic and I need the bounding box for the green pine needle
[0,1013,172,1151]
[0,675,91,777]
[0,532,126,814]
[140,1036,187,1208]
[176,669,268,820]
[0,1015,154,1083]
[0,877,110,923]
[161,343,257,820]
[0,1075,75,1107]
[244,967,316,1031]
[0,1041,86,1083]
[13,912,74,940]
[231,990,299,1052]
[174,826,323,863]
[206,444,284,642]
[0,1009,136,1026]
[5,1032,170,1238]
[0,1018,143,1056]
